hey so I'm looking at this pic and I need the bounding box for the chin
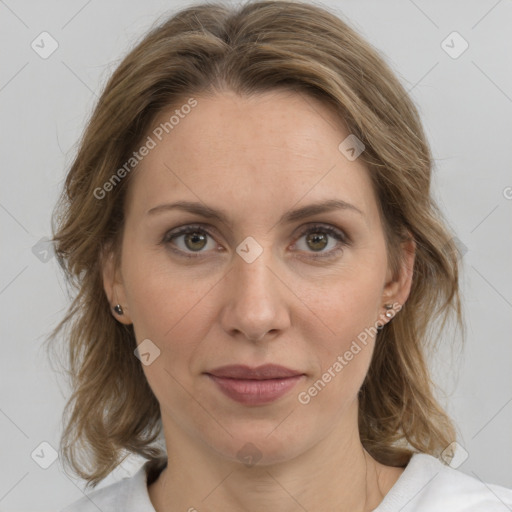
[200,420,315,468]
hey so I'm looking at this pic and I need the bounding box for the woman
[51,1,512,511]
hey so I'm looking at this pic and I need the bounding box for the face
[103,89,414,466]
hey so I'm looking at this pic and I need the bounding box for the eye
[292,223,349,258]
[161,225,218,258]
[161,223,350,259]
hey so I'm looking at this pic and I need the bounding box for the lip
[205,364,305,405]
[207,364,303,379]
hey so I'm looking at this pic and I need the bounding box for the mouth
[205,364,305,405]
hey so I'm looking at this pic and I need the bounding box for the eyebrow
[146,199,363,227]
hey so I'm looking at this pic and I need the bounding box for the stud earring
[384,304,394,318]
[113,304,124,315]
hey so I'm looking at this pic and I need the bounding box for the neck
[148,411,399,512]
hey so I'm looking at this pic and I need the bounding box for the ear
[381,236,416,318]
[101,245,133,325]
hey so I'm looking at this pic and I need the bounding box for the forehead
[124,90,379,226]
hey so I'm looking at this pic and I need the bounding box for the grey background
[1,0,511,510]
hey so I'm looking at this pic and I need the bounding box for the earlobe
[101,247,133,325]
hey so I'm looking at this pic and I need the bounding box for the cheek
[125,271,202,341]
[122,247,219,366]
[121,258,216,412]
[294,251,387,399]
[301,262,385,348]
[296,282,380,412]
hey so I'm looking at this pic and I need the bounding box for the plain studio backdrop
[1,0,511,510]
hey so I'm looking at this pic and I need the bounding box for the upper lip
[206,364,304,380]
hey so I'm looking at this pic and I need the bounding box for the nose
[218,243,291,343]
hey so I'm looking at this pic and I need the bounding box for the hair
[47,0,464,489]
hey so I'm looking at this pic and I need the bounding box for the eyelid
[161,222,350,258]
[161,223,217,243]
[296,222,350,244]
[160,223,219,259]
[291,222,350,259]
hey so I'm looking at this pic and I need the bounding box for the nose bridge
[233,236,277,303]
[220,235,289,340]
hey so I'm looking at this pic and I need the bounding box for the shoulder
[60,459,163,512]
[376,453,512,512]
[60,478,130,512]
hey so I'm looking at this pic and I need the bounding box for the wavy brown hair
[46,0,464,489]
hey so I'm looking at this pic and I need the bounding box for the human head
[49,0,462,487]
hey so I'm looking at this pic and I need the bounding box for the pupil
[307,232,327,251]
[185,232,206,251]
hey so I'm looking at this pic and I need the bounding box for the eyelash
[161,223,350,260]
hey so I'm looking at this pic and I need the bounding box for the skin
[103,89,416,512]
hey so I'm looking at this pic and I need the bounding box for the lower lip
[207,374,304,405]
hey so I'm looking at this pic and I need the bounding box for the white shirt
[61,453,512,511]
